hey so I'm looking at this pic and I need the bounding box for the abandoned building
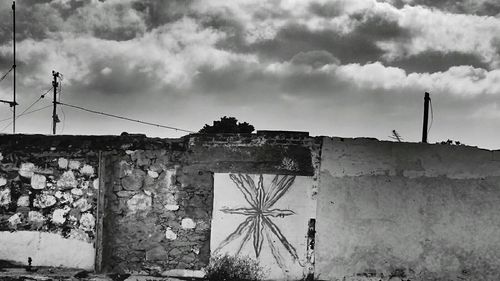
[0,131,499,281]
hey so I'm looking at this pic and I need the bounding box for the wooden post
[422,92,430,143]
[95,151,106,272]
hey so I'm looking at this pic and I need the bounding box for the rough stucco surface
[211,173,316,280]
[316,137,500,281]
[0,231,94,269]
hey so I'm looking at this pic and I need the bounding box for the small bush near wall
[205,255,266,281]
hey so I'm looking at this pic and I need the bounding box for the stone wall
[0,132,318,276]
[102,149,214,275]
[0,136,101,268]
[101,131,317,276]
[0,134,182,269]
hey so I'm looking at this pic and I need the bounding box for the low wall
[316,137,500,281]
[0,132,316,279]
[0,134,181,270]
[101,132,317,277]
[5,133,500,281]
[0,136,102,269]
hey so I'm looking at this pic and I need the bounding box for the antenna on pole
[422,92,431,143]
[12,1,16,134]
[52,71,60,135]
[0,2,18,131]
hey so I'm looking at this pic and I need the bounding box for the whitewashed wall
[211,173,316,280]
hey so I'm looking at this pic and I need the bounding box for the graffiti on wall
[214,174,299,268]
[211,173,315,279]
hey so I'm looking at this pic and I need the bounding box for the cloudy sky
[0,0,500,149]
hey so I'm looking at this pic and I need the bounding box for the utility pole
[422,92,430,143]
[52,71,60,135]
[12,1,16,134]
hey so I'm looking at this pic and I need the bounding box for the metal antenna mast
[0,2,18,131]
[12,1,16,133]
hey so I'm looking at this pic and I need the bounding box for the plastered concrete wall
[316,137,500,281]
[211,173,316,280]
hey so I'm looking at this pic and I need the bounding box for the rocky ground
[0,268,197,281]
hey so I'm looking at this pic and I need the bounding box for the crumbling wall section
[0,132,318,276]
[103,131,318,276]
[102,148,213,275]
[0,134,180,269]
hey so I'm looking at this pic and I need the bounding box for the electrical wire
[0,105,52,123]
[427,98,433,135]
[59,103,66,134]
[0,87,53,132]
[56,101,195,133]
[0,66,13,83]
[57,74,65,133]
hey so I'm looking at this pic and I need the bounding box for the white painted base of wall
[0,231,94,270]
[161,269,205,278]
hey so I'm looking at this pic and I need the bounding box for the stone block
[19,162,36,178]
[117,190,136,198]
[181,253,196,264]
[127,193,152,213]
[181,218,196,229]
[57,170,78,189]
[69,160,81,170]
[58,157,68,169]
[169,248,182,257]
[33,194,56,208]
[0,177,7,187]
[165,227,178,240]
[0,188,11,206]
[121,169,145,190]
[146,246,168,261]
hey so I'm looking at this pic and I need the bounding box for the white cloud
[377,5,500,66]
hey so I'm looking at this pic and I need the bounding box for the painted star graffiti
[214,173,299,269]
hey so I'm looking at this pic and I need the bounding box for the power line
[59,104,66,134]
[0,87,53,132]
[0,104,52,124]
[56,101,196,133]
[427,98,434,135]
[0,67,13,83]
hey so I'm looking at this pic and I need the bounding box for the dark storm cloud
[131,0,196,30]
[308,1,344,18]
[246,17,409,64]
[202,9,247,53]
[210,7,412,66]
[0,0,155,44]
[290,50,340,68]
[389,0,500,16]
[0,2,62,44]
[67,57,161,96]
[192,63,271,101]
[252,24,379,63]
[387,50,490,73]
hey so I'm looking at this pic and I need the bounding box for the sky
[0,0,500,149]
